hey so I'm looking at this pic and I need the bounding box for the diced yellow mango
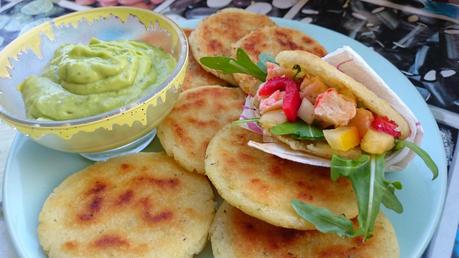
[323,126,360,151]
[259,110,287,129]
[361,128,395,154]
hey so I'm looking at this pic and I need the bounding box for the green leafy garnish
[270,121,324,140]
[293,154,404,240]
[200,48,266,81]
[332,154,381,239]
[256,52,277,73]
[291,200,355,237]
[292,139,439,240]
[381,180,403,213]
[395,139,438,180]
[232,118,260,125]
[330,154,370,181]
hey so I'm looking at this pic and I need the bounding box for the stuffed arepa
[275,50,409,138]
[241,48,423,171]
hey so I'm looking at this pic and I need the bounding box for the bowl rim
[0,7,188,128]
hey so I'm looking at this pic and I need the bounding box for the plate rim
[2,134,27,258]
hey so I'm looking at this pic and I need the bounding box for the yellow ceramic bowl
[0,7,188,154]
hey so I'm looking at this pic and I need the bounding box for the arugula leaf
[330,154,370,181]
[388,181,402,190]
[331,154,403,240]
[270,121,324,140]
[232,118,260,125]
[236,48,267,80]
[360,155,385,239]
[256,52,277,73]
[200,56,243,73]
[395,139,438,180]
[291,200,355,237]
[199,48,267,81]
[381,180,403,213]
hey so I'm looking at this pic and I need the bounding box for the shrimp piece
[300,76,328,103]
[259,90,284,114]
[314,88,356,127]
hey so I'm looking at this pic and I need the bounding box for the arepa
[232,26,326,95]
[158,86,245,174]
[38,153,214,258]
[181,29,229,91]
[205,125,357,230]
[189,8,276,84]
[211,202,399,258]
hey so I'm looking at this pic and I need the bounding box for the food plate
[2,18,447,258]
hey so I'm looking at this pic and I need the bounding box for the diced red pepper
[257,77,300,121]
[371,116,401,138]
[282,80,301,122]
[258,77,293,97]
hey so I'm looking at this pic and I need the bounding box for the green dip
[19,38,176,120]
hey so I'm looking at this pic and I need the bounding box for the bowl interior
[0,8,187,126]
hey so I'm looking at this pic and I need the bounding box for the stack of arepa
[37,8,399,258]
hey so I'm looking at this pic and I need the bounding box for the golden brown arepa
[205,125,358,230]
[158,86,245,174]
[189,8,276,84]
[38,153,214,258]
[181,29,229,91]
[232,26,327,95]
[211,202,399,258]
